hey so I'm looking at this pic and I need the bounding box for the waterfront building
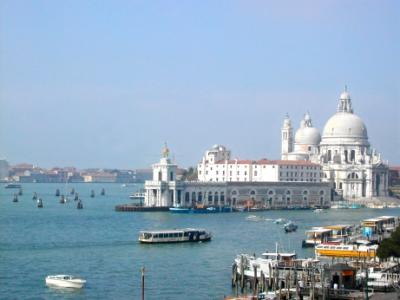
[197,145,323,183]
[281,88,389,200]
[144,145,332,209]
[83,172,117,183]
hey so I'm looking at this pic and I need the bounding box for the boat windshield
[142,233,152,239]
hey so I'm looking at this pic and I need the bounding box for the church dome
[294,112,321,145]
[295,127,321,145]
[322,112,368,139]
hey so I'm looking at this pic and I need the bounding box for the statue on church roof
[162,142,170,158]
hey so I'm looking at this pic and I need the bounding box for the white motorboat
[45,275,86,289]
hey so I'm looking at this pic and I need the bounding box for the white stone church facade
[144,89,389,208]
[281,89,389,200]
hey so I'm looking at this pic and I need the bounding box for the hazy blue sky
[1,1,399,169]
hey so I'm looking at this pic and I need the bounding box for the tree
[180,167,198,181]
[377,226,400,259]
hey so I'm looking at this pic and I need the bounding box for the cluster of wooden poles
[231,255,322,299]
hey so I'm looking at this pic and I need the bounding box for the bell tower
[281,114,293,160]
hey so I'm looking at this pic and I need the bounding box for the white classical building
[197,145,323,183]
[281,89,389,200]
[144,145,332,209]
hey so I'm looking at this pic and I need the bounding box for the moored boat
[5,183,21,189]
[45,275,86,289]
[169,207,191,213]
[139,228,212,243]
[315,243,378,258]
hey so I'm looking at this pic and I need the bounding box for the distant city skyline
[1,1,399,169]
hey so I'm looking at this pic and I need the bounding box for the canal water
[1,183,399,299]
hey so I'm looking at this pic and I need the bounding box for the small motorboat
[37,198,43,208]
[55,189,60,197]
[59,195,66,204]
[45,275,86,289]
[274,218,286,224]
[313,208,324,213]
[283,222,298,233]
[74,193,79,201]
[169,207,190,213]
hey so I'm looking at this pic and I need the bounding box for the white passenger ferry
[138,228,212,243]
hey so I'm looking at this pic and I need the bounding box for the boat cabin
[376,216,397,231]
[361,218,386,237]
[139,228,211,243]
[303,227,333,246]
[324,224,353,241]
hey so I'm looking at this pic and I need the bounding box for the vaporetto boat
[138,228,212,243]
[315,243,378,258]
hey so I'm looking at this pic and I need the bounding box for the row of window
[280,172,321,177]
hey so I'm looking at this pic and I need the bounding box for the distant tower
[281,114,293,160]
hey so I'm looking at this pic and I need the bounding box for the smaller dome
[295,127,321,145]
[211,144,226,151]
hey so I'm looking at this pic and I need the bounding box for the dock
[115,204,169,212]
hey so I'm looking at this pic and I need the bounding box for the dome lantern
[337,86,353,113]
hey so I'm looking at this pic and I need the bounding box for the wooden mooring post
[240,255,245,292]
[141,266,145,300]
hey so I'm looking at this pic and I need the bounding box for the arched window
[208,192,213,202]
[339,182,343,189]
[158,171,162,181]
[198,192,203,202]
[191,192,196,202]
[214,191,219,202]
[350,150,355,162]
[327,150,332,161]
[185,192,190,202]
[220,192,225,203]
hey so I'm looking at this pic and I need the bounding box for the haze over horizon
[1,1,399,169]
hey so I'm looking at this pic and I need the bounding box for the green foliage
[377,226,400,259]
[181,167,198,181]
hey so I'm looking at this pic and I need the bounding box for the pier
[114,204,169,212]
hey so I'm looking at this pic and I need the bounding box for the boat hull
[45,278,85,289]
[139,236,211,244]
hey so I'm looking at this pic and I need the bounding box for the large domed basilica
[281,89,389,201]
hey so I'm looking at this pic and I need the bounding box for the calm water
[1,183,399,299]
